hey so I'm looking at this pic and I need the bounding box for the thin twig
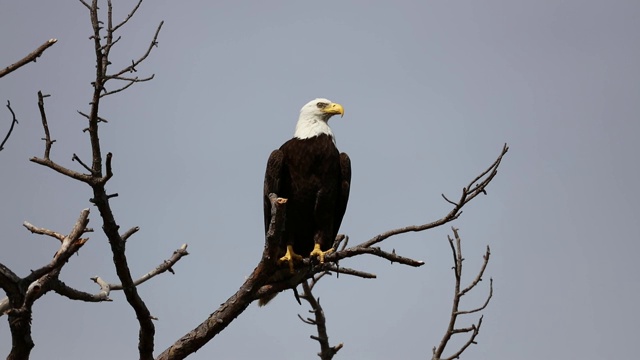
[77,110,108,123]
[91,244,189,296]
[361,144,508,249]
[72,153,95,174]
[0,101,19,152]
[112,0,144,33]
[101,74,154,97]
[109,21,163,79]
[37,91,55,159]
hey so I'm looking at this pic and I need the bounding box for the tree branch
[432,228,493,360]
[3,209,91,360]
[22,221,66,242]
[156,194,286,360]
[90,243,189,297]
[25,243,189,308]
[0,101,19,152]
[22,209,91,284]
[0,39,57,79]
[360,144,508,249]
[108,21,163,79]
[299,276,343,360]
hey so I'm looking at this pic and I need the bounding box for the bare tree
[0,1,507,359]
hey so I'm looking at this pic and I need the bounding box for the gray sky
[1,1,639,359]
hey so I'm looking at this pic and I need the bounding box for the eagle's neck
[293,115,335,143]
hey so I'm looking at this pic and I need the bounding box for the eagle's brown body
[264,134,351,258]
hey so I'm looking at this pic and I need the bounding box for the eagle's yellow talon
[279,245,302,273]
[310,243,333,263]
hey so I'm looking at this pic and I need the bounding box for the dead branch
[432,227,493,360]
[1,209,91,359]
[155,194,286,360]
[107,22,163,80]
[90,243,189,297]
[361,144,508,249]
[101,74,154,97]
[50,278,112,303]
[30,243,189,307]
[30,91,93,183]
[0,264,21,304]
[299,275,344,360]
[22,221,66,242]
[0,38,57,79]
[0,101,19,152]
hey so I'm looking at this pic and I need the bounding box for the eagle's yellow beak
[322,102,344,118]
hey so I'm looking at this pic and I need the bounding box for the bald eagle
[264,98,351,274]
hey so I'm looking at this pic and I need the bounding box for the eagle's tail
[258,293,278,307]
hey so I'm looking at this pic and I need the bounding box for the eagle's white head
[294,98,345,141]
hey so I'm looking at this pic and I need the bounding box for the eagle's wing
[333,152,351,241]
[264,149,284,233]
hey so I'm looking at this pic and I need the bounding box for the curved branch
[0,101,19,152]
[362,144,508,249]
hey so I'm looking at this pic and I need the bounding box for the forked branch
[90,243,189,301]
[432,227,493,360]
[1,209,91,360]
[299,273,344,360]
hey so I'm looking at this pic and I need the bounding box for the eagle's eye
[316,102,328,109]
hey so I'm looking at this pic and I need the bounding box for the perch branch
[156,194,286,360]
[160,144,506,359]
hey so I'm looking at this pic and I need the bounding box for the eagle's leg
[279,245,302,273]
[310,243,333,264]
